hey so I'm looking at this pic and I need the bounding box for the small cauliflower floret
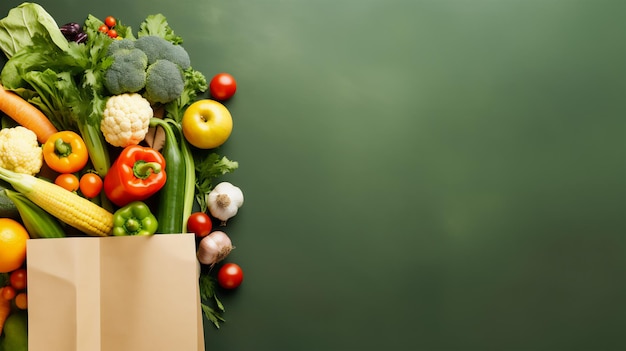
[101,93,154,147]
[0,126,43,175]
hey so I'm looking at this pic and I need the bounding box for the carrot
[0,287,12,335]
[0,84,58,144]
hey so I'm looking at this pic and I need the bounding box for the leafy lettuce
[0,2,68,58]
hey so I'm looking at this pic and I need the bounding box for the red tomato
[107,29,118,38]
[10,268,27,290]
[55,173,80,192]
[98,24,109,33]
[209,73,237,101]
[217,263,243,289]
[80,173,103,199]
[1,286,16,300]
[187,212,212,237]
[104,16,116,28]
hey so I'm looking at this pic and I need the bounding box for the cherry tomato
[104,16,116,28]
[217,263,243,289]
[55,173,80,192]
[80,173,103,198]
[98,24,109,33]
[10,268,27,290]
[209,73,237,101]
[187,212,212,238]
[107,29,118,38]
[1,286,16,300]
[14,292,27,310]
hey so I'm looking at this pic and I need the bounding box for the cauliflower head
[101,93,154,148]
[0,126,43,175]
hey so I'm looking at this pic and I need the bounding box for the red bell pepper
[103,145,167,207]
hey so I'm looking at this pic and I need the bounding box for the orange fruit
[0,218,30,273]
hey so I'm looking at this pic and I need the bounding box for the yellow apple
[181,99,233,149]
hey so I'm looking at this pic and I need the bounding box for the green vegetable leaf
[201,303,226,329]
[0,33,69,90]
[0,14,114,176]
[22,69,77,130]
[84,14,134,40]
[199,273,215,301]
[164,67,208,122]
[199,273,226,328]
[137,14,183,44]
[1,114,18,129]
[194,153,239,212]
[0,2,68,58]
[0,272,8,287]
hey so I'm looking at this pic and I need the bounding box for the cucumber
[0,179,19,219]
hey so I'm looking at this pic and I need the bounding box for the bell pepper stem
[133,161,162,179]
[124,218,141,233]
[112,201,158,236]
[54,137,72,157]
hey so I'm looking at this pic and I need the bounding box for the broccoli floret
[106,38,136,56]
[104,48,148,95]
[134,35,191,69]
[166,44,191,69]
[144,59,185,104]
[103,36,193,104]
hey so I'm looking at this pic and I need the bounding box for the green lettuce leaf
[0,272,8,287]
[0,2,68,58]
[137,14,183,44]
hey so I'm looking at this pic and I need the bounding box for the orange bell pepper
[42,131,89,173]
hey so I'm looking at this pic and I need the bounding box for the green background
[1,0,625,350]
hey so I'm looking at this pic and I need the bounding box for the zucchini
[0,179,19,219]
[150,118,186,234]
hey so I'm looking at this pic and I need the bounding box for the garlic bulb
[207,182,244,225]
[197,230,233,266]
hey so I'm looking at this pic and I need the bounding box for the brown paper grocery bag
[26,234,205,351]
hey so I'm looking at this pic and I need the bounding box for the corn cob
[0,166,113,236]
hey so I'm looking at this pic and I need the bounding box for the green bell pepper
[112,201,158,236]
